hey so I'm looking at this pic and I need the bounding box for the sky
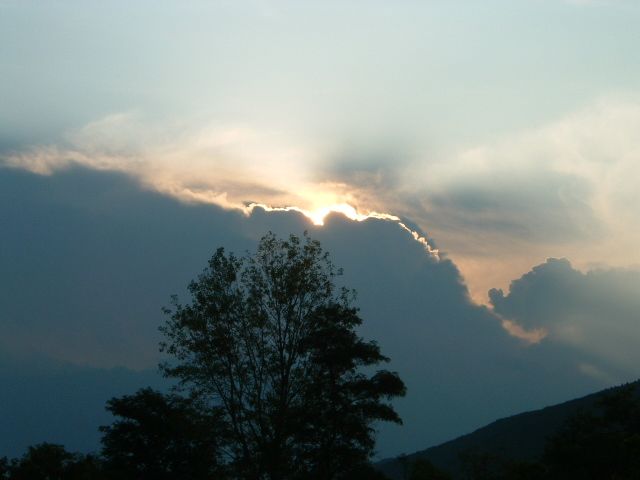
[1,0,640,459]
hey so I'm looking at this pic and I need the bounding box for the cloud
[0,166,623,458]
[421,95,640,238]
[490,257,640,378]
[3,95,640,305]
[2,112,320,211]
[1,1,639,459]
[390,95,640,302]
[0,112,441,261]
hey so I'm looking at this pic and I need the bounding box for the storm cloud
[0,167,626,458]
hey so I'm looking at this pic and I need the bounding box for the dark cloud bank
[490,258,640,381]
[1,167,638,458]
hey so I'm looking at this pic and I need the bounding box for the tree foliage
[408,459,452,480]
[542,384,640,479]
[100,388,225,479]
[160,232,406,479]
[5,443,105,480]
[453,384,640,480]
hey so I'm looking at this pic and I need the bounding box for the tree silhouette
[543,384,640,479]
[0,457,9,479]
[408,459,452,480]
[160,232,405,479]
[7,443,105,480]
[100,388,224,479]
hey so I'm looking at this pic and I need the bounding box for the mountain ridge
[377,379,640,479]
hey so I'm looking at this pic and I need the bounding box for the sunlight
[246,201,440,260]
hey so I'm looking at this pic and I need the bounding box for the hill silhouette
[377,379,640,479]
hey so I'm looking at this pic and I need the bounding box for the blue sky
[1,0,640,458]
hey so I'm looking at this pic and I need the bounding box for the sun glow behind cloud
[244,202,440,259]
[0,112,441,260]
[4,95,640,325]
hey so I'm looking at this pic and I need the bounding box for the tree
[542,384,640,479]
[8,443,72,480]
[160,232,406,480]
[7,443,105,480]
[457,451,545,480]
[0,457,9,479]
[100,388,225,480]
[408,459,452,480]
[458,451,503,480]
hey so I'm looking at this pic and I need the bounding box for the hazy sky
[1,0,640,458]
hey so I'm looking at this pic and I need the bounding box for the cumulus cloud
[490,258,640,378]
[0,112,441,260]
[3,96,640,303]
[0,167,615,458]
